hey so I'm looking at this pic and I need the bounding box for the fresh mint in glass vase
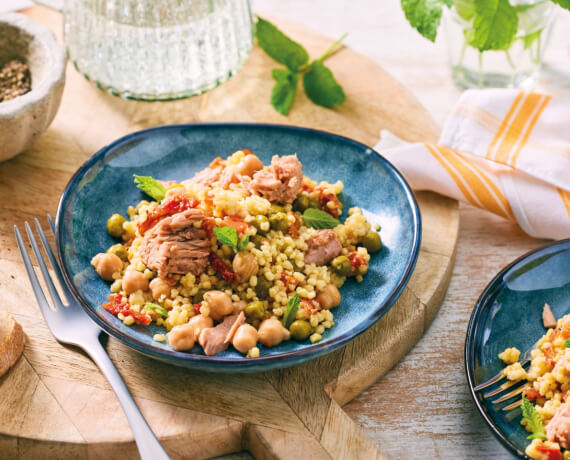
[401,0,568,88]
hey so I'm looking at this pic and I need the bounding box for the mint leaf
[303,61,345,109]
[564,338,570,348]
[401,0,447,42]
[283,293,300,328]
[271,68,298,115]
[238,234,250,251]
[145,302,168,317]
[550,0,570,10]
[454,0,476,20]
[214,226,239,252]
[521,395,546,440]
[255,18,309,71]
[303,208,341,229]
[468,0,518,51]
[133,175,166,202]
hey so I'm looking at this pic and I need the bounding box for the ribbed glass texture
[63,0,253,100]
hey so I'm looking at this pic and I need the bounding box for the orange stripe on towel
[558,188,570,219]
[486,91,526,160]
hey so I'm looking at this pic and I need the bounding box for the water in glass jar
[446,0,555,89]
[64,0,253,100]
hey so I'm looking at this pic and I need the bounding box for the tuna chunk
[543,304,557,329]
[249,154,303,203]
[304,229,342,266]
[183,163,223,187]
[199,312,245,356]
[547,402,570,448]
[140,209,210,278]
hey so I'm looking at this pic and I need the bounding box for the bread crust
[0,312,25,377]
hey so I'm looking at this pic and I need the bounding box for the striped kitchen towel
[376,89,570,240]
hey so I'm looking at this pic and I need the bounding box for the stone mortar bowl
[0,13,66,162]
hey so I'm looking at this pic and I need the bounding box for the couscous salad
[91,150,381,357]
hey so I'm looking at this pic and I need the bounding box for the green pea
[292,194,309,212]
[107,244,128,261]
[307,197,321,209]
[331,255,352,276]
[251,215,269,234]
[192,288,208,304]
[107,214,126,238]
[269,204,285,215]
[255,275,271,300]
[289,320,311,341]
[269,212,289,231]
[245,301,265,320]
[251,234,265,248]
[361,230,382,253]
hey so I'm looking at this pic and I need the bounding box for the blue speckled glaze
[56,123,421,372]
[466,239,570,458]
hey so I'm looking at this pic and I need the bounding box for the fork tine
[492,383,530,404]
[24,222,64,308]
[35,217,73,301]
[484,379,521,398]
[474,370,505,391]
[14,225,54,322]
[503,399,523,411]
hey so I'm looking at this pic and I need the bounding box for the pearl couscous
[91,150,382,358]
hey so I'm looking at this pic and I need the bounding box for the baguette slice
[0,312,25,377]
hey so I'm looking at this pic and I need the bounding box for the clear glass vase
[445,0,556,89]
[50,0,253,100]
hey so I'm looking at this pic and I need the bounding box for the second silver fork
[15,216,170,460]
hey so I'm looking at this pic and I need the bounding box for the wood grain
[0,6,459,459]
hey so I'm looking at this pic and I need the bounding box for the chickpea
[233,300,247,314]
[187,315,214,340]
[122,268,149,295]
[258,318,290,347]
[168,323,196,351]
[149,277,171,300]
[317,283,341,309]
[232,251,258,283]
[232,324,259,354]
[106,214,126,238]
[203,290,233,321]
[236,154,263,177]
[91,253,123,281]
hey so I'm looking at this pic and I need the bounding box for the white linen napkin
[0,1,34,14]
[376,89,570,240]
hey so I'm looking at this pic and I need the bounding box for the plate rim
[55,122,422,372]
[464,238,570,458]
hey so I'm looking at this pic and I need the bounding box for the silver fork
[15,216,170,460]
[474,342,539,411]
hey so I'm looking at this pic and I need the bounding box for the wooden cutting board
[0,6,459,459]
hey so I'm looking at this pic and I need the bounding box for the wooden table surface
[252,1,570,459]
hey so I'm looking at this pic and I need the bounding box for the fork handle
[85,339,171,460]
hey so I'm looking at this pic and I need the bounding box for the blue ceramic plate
[56,123,421,372]
[466,239,570,457]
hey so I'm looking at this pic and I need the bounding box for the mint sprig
[401,0,450,42]
[214,226,249,253]
[521,395,546,440]
[303,208,341,229]
[255,17,347,115]
[468,0,518,51]
[133,175,166,202]
[283,293,301,328]
[145,302,168,318]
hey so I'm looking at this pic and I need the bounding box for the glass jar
[38,0,253,100]
[445,0,556,89]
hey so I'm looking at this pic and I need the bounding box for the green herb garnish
[521,395,546,440]
[255,17,346,115]
[283,293,301,328]
[145,302,168,318]
[133,175,166,202]
[214,226,249,253]
[302,208,341,229]
[564,338,570,348]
